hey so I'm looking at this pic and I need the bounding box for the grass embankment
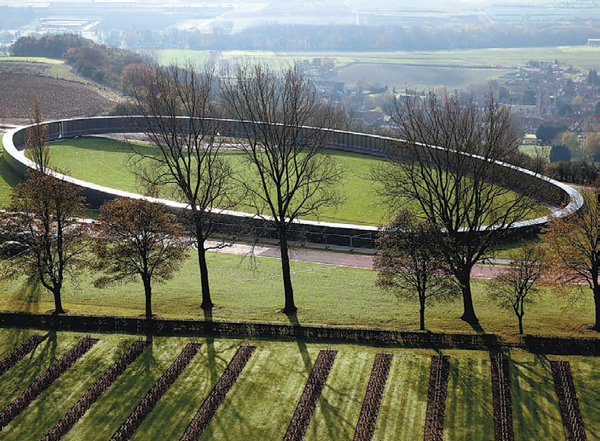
[0,249,597,339]
[46,136,549,226]
[0,328,597,440]
[0,155,24,207]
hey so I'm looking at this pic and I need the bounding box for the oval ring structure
[2,116,583,249]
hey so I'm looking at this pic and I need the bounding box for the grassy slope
[1,330,597,440]
[46,136,549,226]
[0,57,90,84]
[0,250,597,338]
[0,154,25,207]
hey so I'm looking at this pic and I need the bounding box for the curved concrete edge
[1,117,584,245]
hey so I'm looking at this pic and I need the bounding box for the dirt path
[208,240,505,279]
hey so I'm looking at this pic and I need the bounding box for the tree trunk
[593,285,600,332]
[279,229,297,314]
[197,239,213,310]
[419,301,426,331]
[143,275,153,319]
[52,285,65,314]
[518,315,524,335]
[457,271,478,324]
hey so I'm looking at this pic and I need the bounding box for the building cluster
[499,61,600,133]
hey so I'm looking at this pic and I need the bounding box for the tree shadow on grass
[0,330,57,410]
[445,354,494,440]
[14,274,43,314]
[465,317,485,334]
[203,308,218,384]
[286,313,312,371]
[508,352,562,440]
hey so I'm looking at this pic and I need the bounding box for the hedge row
[424,355,450,441]
[109,343,202,441]
[0,311,598,355]
[0,333,46,376]
[491,357,514,441]
[550,361,588,441]
[42,340,149,441]
[354,353,393,441]
[0,337,98,429]
[180,345,256,441]
[284,350,338,441]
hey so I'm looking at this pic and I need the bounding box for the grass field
[158,46,600,89]
[47,136,390,225]
[0,57,91,84]
[0,248,597,339]
[45,136,549,226]
[0,328,597,440]
[158,46,600,71]
[519,144,552,160]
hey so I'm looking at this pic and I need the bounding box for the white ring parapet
[1,116,583,248]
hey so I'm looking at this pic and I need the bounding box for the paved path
[208,240,505,279]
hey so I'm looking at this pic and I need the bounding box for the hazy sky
[0,0,554,5]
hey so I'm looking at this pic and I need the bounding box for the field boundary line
[1,311,599,355]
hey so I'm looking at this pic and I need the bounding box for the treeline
[11,34,91,59]
[10,34,147,89]
[105,22,600,52]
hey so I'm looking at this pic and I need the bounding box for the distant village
[303,56,600,153]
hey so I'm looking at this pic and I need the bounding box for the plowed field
[0,73,115,123]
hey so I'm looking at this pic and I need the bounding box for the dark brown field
[0,73,116,124]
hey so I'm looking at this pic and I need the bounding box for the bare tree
[92,197,187,319]
[488,243,547,335]
[544,191,600,331]
[220,63,342,314]
[1,172,89,314]
[377,93,541,325]
[374,210,458,331]
[128,62,236,311]
[25,98,50,174]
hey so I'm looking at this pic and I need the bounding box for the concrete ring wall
[2,116,584,249]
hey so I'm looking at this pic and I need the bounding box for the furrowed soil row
[109,342,202,441]
[0,337,99,430]
[550,360,587,441]
[180,345,256,441]
[423,355,450,441]
[0,333,47,376]
[353,353,393,441]
[283,349,338,441]
[42,340,150,441]
[491,357,514,441]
